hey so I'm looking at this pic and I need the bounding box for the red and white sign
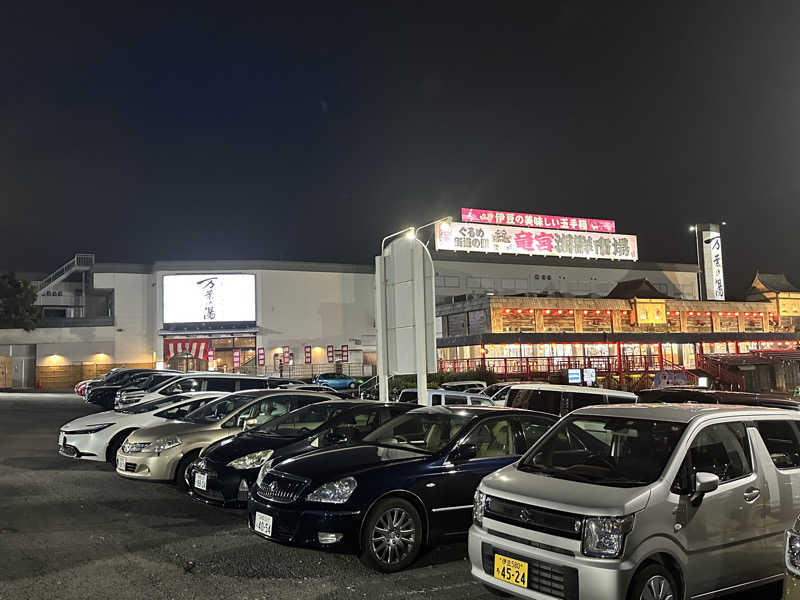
[304,345,312,364]
[437,222,637,261]
[257,347,265,366]
[232,349,241,369]
[461,208,615,233]
[341,344,349,363]
[326,345,335,363]
[282,346,291,365]
[164,338,210,360]
[207,348,215,361]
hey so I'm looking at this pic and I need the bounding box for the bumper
[247,493,362,552]
[186,460,255,507]
[115,449,180,481]
[57,430,106,462]
[468,525,635,600]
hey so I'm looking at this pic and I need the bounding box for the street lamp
[375,216,452,403]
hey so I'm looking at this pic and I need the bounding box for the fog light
[317,532,343,544]
[239,479,249,492]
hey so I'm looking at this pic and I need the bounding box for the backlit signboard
[163,274,255,323]
[437,222,637,261]
[462,208,615,233]
[701,228,725,301]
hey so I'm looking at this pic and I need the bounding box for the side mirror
[690,471,719,506]
[453,443,478,461]
[327,430,350,445]
[243,418,259,430]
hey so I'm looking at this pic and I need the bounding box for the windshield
[518,415,687,488]
[362,410,474,454]
[116,394,190,414]
[255,403,344,437]
[141,373,177,390]
[183,393,257,424]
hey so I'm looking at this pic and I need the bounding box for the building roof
[606,278,671,299]
[746,272,800,298]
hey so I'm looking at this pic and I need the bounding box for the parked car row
[60,380,800,597]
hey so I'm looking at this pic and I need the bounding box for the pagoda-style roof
[606,278,671,299]
[745,272,800,300]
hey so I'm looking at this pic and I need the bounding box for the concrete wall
[94,272,155,364]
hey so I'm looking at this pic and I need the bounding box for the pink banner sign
[437,222,637,261]
[461,208,615,233]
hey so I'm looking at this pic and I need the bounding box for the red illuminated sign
[304,345,312,364]
[257,347,265,366]
[461,207,615,233]
[341,344,349,363]
[232,349,241,369]
[282,346,290,365]
[326,345,335,363]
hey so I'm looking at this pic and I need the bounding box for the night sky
[2,2,800,298]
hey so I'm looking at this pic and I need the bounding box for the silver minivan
[470,404,800,599]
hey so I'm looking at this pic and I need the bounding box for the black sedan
[247,405,557,572]
[187,400,414,507]
[86,370,179,409]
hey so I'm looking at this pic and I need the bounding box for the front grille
[256,471,309,503]
[485,496,584,540]
[124,462,136,472]
[482,542,578,600]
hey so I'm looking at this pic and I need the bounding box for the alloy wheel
[370,507,416,564]
[640,575,673,600]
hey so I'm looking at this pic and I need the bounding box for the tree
[0,272,42,331]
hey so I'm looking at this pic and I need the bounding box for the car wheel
[106,430,134,464]
[628,563,679,600]
[359,497,423,573]
[175,451,200,490]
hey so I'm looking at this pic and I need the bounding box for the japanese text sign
[437,222,638,261]
[462,208,615,233]
[257,347,265,366]
[282,346,290,365]
[341,344,349,363]
[304,345,312,364]
[326,345,335,363]
[232,349,241,369]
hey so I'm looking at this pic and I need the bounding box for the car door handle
[743,487,761,502]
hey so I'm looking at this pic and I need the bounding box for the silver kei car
[470,403,800,600]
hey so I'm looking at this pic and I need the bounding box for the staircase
[36,253,95,296]
[695,355,746,391]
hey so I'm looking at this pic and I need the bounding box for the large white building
[0,251,699,389]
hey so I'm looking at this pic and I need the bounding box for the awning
[164,338,210,360]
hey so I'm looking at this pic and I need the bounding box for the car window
[156,397,217,420]
[756,420,800,469]
[329,406,385,437]
[398,390,418,403]
[518,416,555,452]
[229,396,296,428]
[241,378,270,389]
[510,389,563,415]
[444,395,468,405]
[165,378,200,394]
[205,378,237,392]
[363,410,474,453]
[461,418,515,458]
[677,422,752,486]
[255,404,343,436]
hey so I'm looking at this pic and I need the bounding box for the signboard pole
[412,242,428,405]
[375,256,389,403]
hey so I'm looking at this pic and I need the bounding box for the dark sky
[2,1,800,298]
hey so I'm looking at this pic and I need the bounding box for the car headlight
[473,489,487,527]
[146,436,182,454]
[582,515,634,558]
[786,529,800,576]
[306,476,357,504]
[227,449,274,470]
[67,423,114,435]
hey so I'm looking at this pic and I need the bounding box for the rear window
[756,420,800,469]
[398,390,418,403]
[570,392,607,411]
[205,378,237,392]
[241,378,270,389]
[510,389,562,415]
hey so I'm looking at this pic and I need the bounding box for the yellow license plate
[493,553,528,588]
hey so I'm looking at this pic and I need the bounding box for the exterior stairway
[35,253,95,296]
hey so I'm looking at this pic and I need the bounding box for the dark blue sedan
[247,405,557,572]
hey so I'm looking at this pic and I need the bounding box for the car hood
[203,431,309,464]
[61,410,122,431]
[124,420,215,442]
[272,444,428,482]
[481,463,652,517]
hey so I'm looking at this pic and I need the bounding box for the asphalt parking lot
[0,393,784,600]
[0,394,490,600]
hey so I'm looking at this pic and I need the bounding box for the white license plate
[59,432,66,447]
[117,456,126,471]
[195,472,208,491]
[254,512,273,536]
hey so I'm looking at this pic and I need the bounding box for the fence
[438,354,666,379]
[35,362,155,392]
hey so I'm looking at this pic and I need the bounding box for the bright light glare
[688,226,696,232]
[404,229,416,239]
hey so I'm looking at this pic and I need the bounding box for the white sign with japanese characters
[702,231,725,300]
[163,274,256,323]
[436,222,638,261]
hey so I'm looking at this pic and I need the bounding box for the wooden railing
[695,355,745,390]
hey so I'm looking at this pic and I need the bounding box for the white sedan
[58,391,222,464]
